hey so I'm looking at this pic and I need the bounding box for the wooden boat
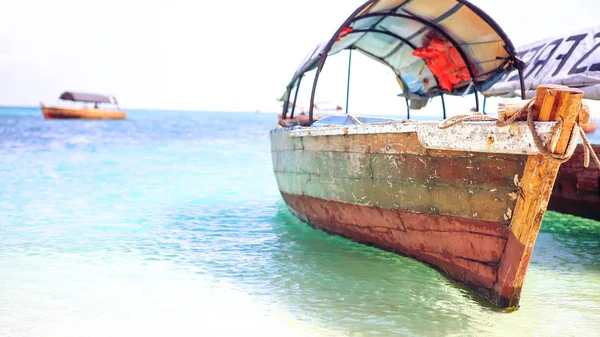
[549,143,600,221]
[41,91,126,119]
[271,0,599,308]
[483,26,600,220]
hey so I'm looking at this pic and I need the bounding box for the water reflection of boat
[41,91,126,120]
[270,0,598,308]
[483,26,600,221]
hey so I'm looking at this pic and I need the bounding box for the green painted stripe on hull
[274,172,517,223]
[272,150,526,188]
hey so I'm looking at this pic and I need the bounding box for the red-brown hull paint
[43,112,82,119]
[281,191,523,305]
[41,106,126,120]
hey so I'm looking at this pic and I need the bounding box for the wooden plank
[549,144,600,221]
[428,155,527,188]
[498,99,589,124]
[415,122,555,154]
[283,192,507,263]
[398,211,510,238]
[274,150,526,189]
[274,150,373,180]
[282,192,504,289]
[494,85,584,308]
[300,132,451,155]
[293,130,547,159]
[370,133,425,155]
[290,121,557,154]
[301,134,373,153]
[270,130,303,152]
[274,172,518,223]
[371,152,431,184]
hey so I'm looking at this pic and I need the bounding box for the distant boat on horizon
[40,91,126,120]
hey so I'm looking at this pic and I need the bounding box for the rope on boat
[438,99,600,169]
[347,115,363,124]
[579,123,600,168]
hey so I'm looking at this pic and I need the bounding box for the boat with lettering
[41,91,126,120]
[270,0,599,308]
[483,26,600,220]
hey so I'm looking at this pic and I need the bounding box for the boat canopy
[282,0,523,113]
[483,26,600,100]
[59,91,118,104]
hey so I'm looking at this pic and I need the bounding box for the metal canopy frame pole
[355,12,481,111]
[483,96,487,115]
[282,87,291,119]
[441,94,447,119]
[346,49,353,115]
[517,65,526,100]
[349,1,414,49]
[309,61,325,124]
[297,0,522,125]
[405,97,410,119]
[345,28,442,88]
[290,75,303,119]
[308,0,381,124]
[473,84,479,112]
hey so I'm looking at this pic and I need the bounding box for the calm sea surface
[1,107,599,336]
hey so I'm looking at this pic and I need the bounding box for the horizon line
[0,104,281,114]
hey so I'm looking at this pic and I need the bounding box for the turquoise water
[0,107,599,336]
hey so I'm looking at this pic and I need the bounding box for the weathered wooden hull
[271,127,533,306]
[272,87,593,310]
[550,144,600,221]
[41,106,126,120]
[271,86,586,308]
[282,192,513,299]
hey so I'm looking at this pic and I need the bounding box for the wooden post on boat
[493,84,584,308]
[498,100,589,124]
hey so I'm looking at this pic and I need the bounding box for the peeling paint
[289,121,556,155]
[416,122,555,154]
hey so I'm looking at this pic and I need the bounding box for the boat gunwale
[273,120,558,155]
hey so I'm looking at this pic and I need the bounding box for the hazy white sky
[0,0,598,113]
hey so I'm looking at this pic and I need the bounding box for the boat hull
[550,144,600,221]
[41,106,126,120]
[271,128,534,307]
[281,192,514,299]
[271,85,587,308]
